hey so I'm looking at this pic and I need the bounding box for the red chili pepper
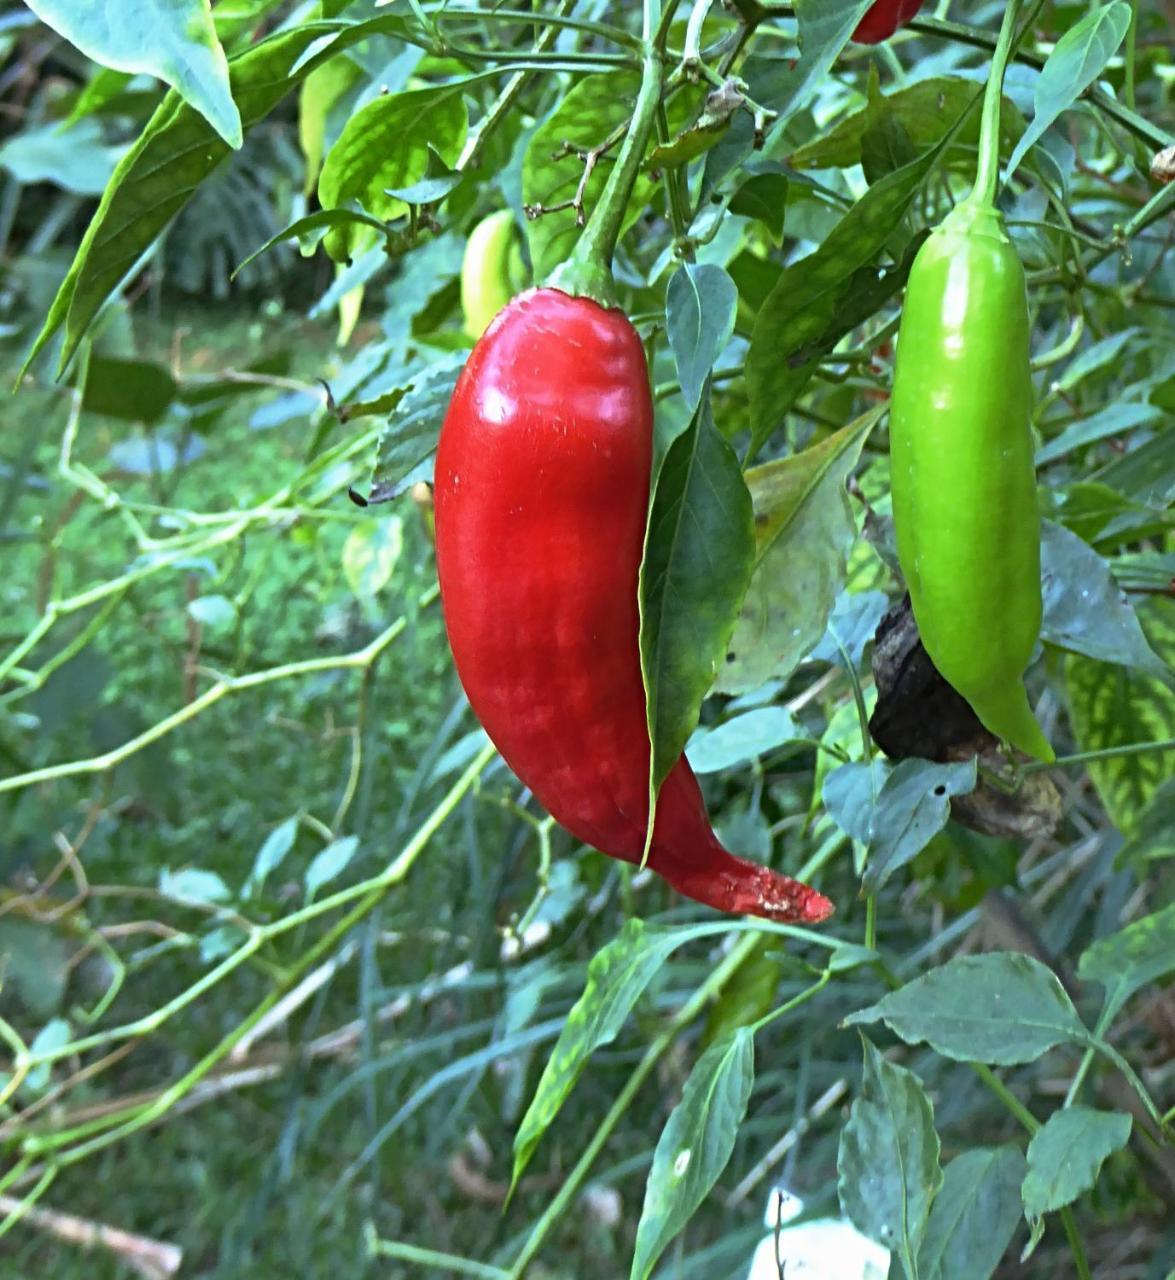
[851,0,925,44]
[434,287,833,925]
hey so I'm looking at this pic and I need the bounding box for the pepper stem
[969,0,1024,209]
[547,41,665,305]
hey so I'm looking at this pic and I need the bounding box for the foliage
[0,1,1172,1278]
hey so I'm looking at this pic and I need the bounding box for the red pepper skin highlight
[434,287,832,924]
[852,0,924,44]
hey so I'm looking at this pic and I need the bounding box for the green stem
[974,1061,1092,1278]
[969,0,1023,208]
[1124,0,1138,112]
[547,41,666,304]
[1060,1207,1094,1280]
[973,1061,1039,1133]
[1021,735,1175,776]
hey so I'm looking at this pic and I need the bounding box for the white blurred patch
[746,1188,890,1280]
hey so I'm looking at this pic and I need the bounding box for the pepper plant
[0,1,1173,1278]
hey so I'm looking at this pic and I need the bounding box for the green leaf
[630,1029,755,1280]
[234,208,392,278]
[318,86,467,262]
[0,918,72,1019]
[717,408,882,695]
[1022,1107,1131,1223]
[859,68,917,184]
[746,121,963,453]
[823,759,891,845]
[838,1036,942,1278]
[644,80,742,170]
[512,920,720,1187]
[789,78,1020,171]
[365,352,468,502]
[750,1,872,148]
[1036,402,1160,466]
[728,172,788,246]
[0,119,126,196]
[22,1018,73,1095]
[1064,597,1175,833]
[521,74,697,280]
[159,867,231,905]
[386,145,463,204]
[665,264,738,414]
[686,706,803,775]
[918,1146,1027,1280]
[1006,2,1133,180]
[298,55,361,194]
[863,758,978,894]
[1077,902,1175,1026]
[342,516,404,602]
[63,66,136,128]
[1095,429,1175,507]
[187,594,235,631]
[304,836,359,902]
[245,818,299,896]
[1042,521,1171,682]
[25,0,242,148]
[82,355,177,423]
[1052,328,1142,395]
[640,395,755,820]
[1114,777,1175,869]
[845,953,1090,1065]
[23,22,332,376]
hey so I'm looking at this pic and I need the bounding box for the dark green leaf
[1041,521,1170,681]
[790,78,1018,171]
[845,953,1090,1064]
[365,353,467,503]
[863,758,978,894]
[1114,778,1175,869]
[838,1036,942,1277]
[318,86,467,261]
[512,920,723,1188]
[1077,902,1175,1026]
[640,396,755,810]
[1064,597,1175,833]
[749,1,872,144]
[918,1146,1027,1280]
[1022,1107,1131,1222]
[1095,430,1175,507]
[718,408,882,694]
[1036,402,1160,465]
[860,70,917,184]
[746,129,954,453]
[82,356,176,423]
[385,145,463,204]
[630,1029,755,1280]
[234,208,390,278]
[666,264,738,414]
[728,172,788,246]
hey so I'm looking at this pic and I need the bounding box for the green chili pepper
[461,210,527,339]
[888,0,1054,763]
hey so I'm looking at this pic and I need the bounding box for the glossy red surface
[852,0,924,44]
[434,287,832,924]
